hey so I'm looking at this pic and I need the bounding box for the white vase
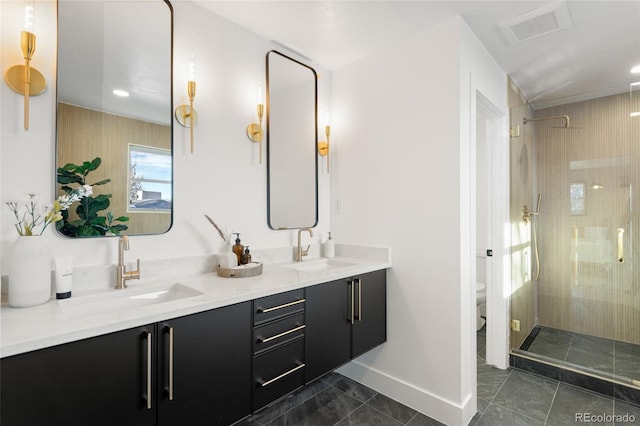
[8,236,52,308]
[218,243,238,269]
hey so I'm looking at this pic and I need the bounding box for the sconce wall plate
[246,123,263,142]
[4,65,46,95]
[175,105,198,127]
[317,141,328,156]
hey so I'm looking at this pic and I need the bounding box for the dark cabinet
[158,302,252,426]
[0,324,157,426]
[0,302,252,426]
[1,268,387,425]
[305,269,387,383]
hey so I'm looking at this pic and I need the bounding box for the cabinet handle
[258,363,305,387]
[146,332,152,410]
[168,327,174,401]
[258,324,305,343]
[350,280,355,324]
[258,298,305,313]
[357,278,362,321]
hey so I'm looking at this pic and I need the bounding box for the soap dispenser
[242,246,252,265]
[232,233,244,265]
[324,232,335,258]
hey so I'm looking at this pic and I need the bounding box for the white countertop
[1,244,391,358]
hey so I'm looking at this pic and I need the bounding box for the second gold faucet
[116,235,141,289]
[296,228,313,262]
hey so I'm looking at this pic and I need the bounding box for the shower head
[523,115,570,128]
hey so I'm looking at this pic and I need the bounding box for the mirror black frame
[265,50,319,230]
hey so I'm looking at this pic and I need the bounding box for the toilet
[476,282,486,331]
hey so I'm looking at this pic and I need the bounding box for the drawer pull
[146,332,152,410]
[357,278,362,321]
[258,363,305,387]
[258,325,305,343]
[350,281,355,324]
[168,327,174,401]
[258,298,305,314]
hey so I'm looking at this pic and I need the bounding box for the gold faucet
[296,228,314,262]
[116,235,141,289]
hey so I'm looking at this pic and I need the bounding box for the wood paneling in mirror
[57,103,171,235]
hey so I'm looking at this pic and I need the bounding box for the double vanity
[0,245,390,426]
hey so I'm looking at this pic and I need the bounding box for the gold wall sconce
[175,56,197,153]
[4,1,47,132]
[318,113,331,173]
[246,82,264,164]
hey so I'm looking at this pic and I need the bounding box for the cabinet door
[157,301,252,426]
[0,324,157,426]
[352,269,387,357]
[305,279,352,383]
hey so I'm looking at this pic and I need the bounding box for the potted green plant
[56,157,129,237]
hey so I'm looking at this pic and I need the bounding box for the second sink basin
[59,283,203,318]
[283,258,356,272]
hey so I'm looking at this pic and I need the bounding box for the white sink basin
[58,283,203,318]
[283,258,356,272]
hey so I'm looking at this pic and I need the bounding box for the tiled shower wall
[535,92,640,345]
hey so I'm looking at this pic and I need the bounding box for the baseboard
[336,360,474,426]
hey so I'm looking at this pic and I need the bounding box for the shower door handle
[617,228,624,263]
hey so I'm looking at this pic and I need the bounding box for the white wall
[332,16,506,426]
[0,1,330,277]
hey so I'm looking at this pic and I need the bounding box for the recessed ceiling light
[113,89,130,97]
[631,65,640,74]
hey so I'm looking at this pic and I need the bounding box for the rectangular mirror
[56,0,173,237]
[266,50,318,230]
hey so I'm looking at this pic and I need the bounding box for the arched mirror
[55,0,173,237]
[266,50,318,230]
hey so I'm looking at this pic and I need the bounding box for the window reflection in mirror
[56,0,173,237]
[266,51,318,230]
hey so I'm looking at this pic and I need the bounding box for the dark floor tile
[527,327,573,361]
[269,386,363,426]
[614,400,640,425]
[250,378,329,424]
[475,403,544,426]
[491,369,558,422]
[366,393,417,423]
[477,398,490,414]
[615,341,640,381]
[547,384,614,426]
[335,404,403,426]
[329,374,378,403]
[406,412,446,426]
[477,362,511,400]
[566,334,615,374]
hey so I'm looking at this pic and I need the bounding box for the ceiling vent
[498,1,572,45]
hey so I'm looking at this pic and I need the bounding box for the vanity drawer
[254,313,305,354]
[253,337,305,411]
[254,289,305,325]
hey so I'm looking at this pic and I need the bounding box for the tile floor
[520,326,640,382]
[475,327,640,426]
[237,328,640,425]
